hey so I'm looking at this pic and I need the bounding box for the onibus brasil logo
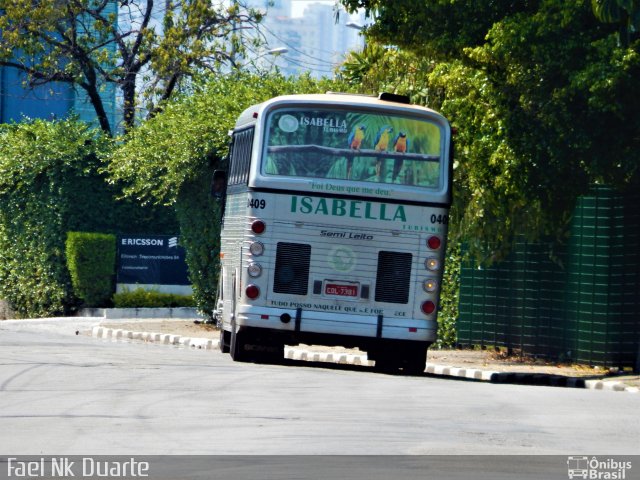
[567,456,632,479]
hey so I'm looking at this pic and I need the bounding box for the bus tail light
[246,284,260,299]
[427,235,441,250]
[249,241,264,256]
[421,300,436,315]
[247,263,262,278]
[425,257,440,271]
[423,279,437,292]
[251,220,266,234]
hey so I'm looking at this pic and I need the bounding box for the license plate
[325,283,358,297]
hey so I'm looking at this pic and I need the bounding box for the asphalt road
[0,320,638,456]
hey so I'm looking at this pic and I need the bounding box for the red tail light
[251,220,266,234]
[427,236,441,250]
[245,284,260,299]
[421,300,436,315]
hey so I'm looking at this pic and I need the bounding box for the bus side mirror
[211,170,227,199]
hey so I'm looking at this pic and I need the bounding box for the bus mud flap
[295,308,302,332]
[376,314,383,338]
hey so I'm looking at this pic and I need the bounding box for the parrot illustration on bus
[393,131,409,153]
[348,125,367,150]
[374,125,394,151]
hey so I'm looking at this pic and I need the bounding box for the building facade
[0,2,118,130]
[247,0,365,78]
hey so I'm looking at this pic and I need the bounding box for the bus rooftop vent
[378,92,411,104]
[325,91,376,98]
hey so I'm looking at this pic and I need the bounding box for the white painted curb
[90,327,639,392]
[425,363,499,381]
[92,326,218,350]
[584,379,639,393]
[283,347,374,367]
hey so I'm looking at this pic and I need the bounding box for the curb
[284,348,374,367]
[92,326,215,350]
[81,307,205,320]
[91,326,639,393]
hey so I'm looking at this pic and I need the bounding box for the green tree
[339,1,537,59]
[338,42,435,104]
[0,0,262,135]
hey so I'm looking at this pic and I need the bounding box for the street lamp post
[346,22,366,50]
[266,47,288,56]
[248,47,289,73]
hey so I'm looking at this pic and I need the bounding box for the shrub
[435,241,460,348]
[66,232,116,307]
[113,287,195,308]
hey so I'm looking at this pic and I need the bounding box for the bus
[214,92,452,373]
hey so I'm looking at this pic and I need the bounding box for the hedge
[66,232,116,307]
[113,287,195,308]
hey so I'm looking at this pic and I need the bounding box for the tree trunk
[122,76,137,135]
[82,82,112,136]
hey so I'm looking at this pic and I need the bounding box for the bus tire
[373,353,401,374]
[230,328,250,362]
[373,342,427,375]
[401,343,428,375]
[219,328,231,353]
[256,341,284,365]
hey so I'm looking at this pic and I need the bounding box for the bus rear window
[262,108,442,188]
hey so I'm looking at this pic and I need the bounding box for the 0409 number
[248,199,266,209]
[430,214,449,225]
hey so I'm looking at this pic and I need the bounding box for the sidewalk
[93,318,640,392]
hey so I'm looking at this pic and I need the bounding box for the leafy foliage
[436,2,639,261]
[107,72,344,317]
[339,1,537,60]
[174,174,222,316]
[338,43,435,104]
[434,242,460,349]
[113,287,194,308]
[0,118,177,318]
[0,120,110,316]
[66,232,116,307]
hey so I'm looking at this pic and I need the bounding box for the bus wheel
[230,328,250,362]
[401,344,428,375]
[256,341,284,365]
[373,354,402,374]
[219,328,231,353]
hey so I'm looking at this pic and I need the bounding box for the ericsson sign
[117,235,189,287]
[120,237,166,247]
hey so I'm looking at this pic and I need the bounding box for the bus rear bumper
[234,305,437,343]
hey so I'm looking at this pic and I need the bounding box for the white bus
[214,92,452,373]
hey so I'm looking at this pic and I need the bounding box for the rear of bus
[219,93,451,372]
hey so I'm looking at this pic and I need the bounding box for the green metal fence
[457,187,640,368]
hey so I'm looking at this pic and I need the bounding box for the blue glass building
[0,2,118,131]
